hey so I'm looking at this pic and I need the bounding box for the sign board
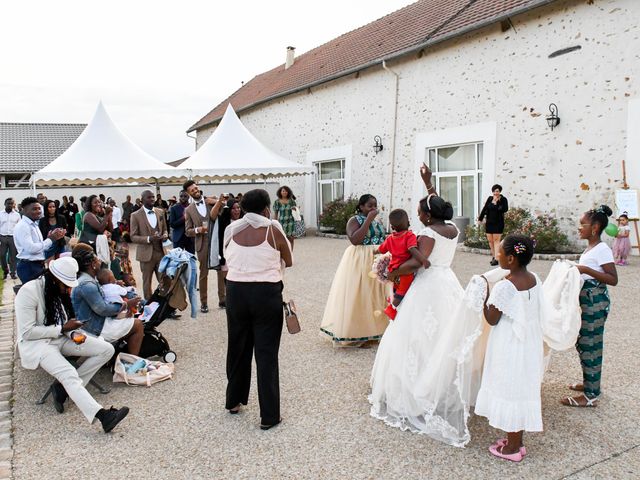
[615,189,639,219]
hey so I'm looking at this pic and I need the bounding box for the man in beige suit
[15,257,129,432]
[183,180,226,313]
[130,190,168,300]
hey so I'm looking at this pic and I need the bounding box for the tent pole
[30,173,36,196]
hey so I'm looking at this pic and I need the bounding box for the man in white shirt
[14,197,65,284]
[0,198,21,279]
[109,198,122,242]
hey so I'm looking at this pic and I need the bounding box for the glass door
[316,159,345,224]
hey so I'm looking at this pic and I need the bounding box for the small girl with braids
[562,205,618,408]
[476,234,543,463]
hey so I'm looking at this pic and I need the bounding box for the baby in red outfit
[376,209,429,320]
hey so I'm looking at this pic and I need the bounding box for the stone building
[188,0,640,245]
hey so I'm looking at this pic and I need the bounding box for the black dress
[478,196,509,234]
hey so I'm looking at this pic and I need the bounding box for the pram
[114,262,188,364]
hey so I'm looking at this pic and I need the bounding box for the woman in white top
[562,205,618,408]
[223,189,292,430]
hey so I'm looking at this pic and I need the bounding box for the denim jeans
[17,259,44,284]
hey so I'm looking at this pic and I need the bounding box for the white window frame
[305,145,352,227]
[428,143,483,220]
[412,122,496,231]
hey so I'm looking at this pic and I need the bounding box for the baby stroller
[114,262,188,364]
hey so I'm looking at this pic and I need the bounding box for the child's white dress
[474,276,544,432]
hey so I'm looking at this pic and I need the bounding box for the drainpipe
[382,60,400,220]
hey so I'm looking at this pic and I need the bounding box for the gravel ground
[12,237,640,479]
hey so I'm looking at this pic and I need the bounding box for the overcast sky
[0,0,415,163]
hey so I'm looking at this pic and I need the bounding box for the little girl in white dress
[475,234,544,463]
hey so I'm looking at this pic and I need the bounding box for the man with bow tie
[130,190,168,300]
[183,180,225,314]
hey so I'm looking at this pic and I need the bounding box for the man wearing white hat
[15,256,130,433]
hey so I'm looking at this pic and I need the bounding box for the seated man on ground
[15,257,129,432]
[70,246,144,355]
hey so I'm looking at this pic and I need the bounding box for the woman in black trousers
[478,184,509,266]
[223,189,293,430]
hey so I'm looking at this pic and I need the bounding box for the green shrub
[464,207,570,253]
[319,197,360,235]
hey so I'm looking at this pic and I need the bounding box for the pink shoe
[493,438,527,456]
[489,444,524,462]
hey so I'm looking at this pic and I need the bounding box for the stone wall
[196,0,640,246]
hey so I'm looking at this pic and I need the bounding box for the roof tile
[189,0,555,132]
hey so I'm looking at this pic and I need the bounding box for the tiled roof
[0,122,86,173]
[189,0,557,132]
[167,157,188,167]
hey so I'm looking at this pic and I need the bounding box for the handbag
[291,208,306,238]
[113,352,175,386]
[283,300,301,334]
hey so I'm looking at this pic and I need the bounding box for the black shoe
[218,301,226,309]
[168,311,181,319]
[490,258,499,266]
[98,406,130,433]
[260,418,282,430]
[51,381,68,414]
[200,304,209,313]
[10,273,16,280]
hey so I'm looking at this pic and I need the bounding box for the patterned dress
[320,214,389,345]
[273,199,297,237]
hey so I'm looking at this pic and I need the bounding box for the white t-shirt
[579,242,614,281]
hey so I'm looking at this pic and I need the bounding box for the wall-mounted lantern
[546,103,560,130]
[373,135,383,153]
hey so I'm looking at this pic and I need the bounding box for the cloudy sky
[1,0,414,163]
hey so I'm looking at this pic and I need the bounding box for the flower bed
[465,207,574,254]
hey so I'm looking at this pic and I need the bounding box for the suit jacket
[169,203,187,243]
[184,202,211,255]
[15,277,64,370]
[130,207,168,262]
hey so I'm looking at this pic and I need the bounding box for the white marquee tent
[179,104,313,181]
[33,102,183,186]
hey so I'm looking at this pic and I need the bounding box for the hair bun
[600,205,613,217]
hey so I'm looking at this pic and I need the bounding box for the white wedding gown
[369,225,474,447]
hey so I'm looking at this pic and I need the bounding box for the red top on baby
[378,230,418,271]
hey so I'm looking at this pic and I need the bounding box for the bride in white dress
[369,166,474,447]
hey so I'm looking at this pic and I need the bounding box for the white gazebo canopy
[180,104,313,181]
[34,101,183,186]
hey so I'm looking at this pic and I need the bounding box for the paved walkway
[7,237,640,479]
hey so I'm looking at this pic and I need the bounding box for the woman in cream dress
[320,194,387,346]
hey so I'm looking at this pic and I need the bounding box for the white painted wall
[196,0,640,248]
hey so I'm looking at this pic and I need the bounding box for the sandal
[228,404,242,414]
[568,383,584,392]
[561,394,598,407]
[493,438,527,456]
[489,444,524,463]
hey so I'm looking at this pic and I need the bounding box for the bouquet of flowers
[369,253,392,284]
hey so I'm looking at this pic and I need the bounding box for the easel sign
[615,189,639,219]
[617,159,640,253]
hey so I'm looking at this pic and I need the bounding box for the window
[426,142,483,220]
[316,159,345,222]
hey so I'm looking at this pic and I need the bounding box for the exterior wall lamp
[373,135,384,153]
[546,103,560,130]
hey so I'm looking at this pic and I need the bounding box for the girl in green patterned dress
[320,194,389,347]
[562,205,618,408]
[273,186,298,249]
